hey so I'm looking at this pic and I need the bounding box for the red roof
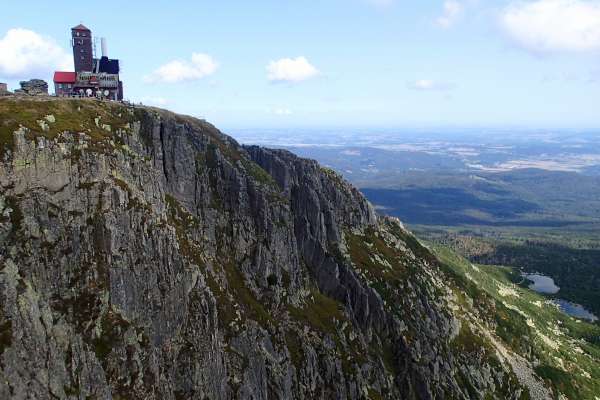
[72,24,90,31]
[53,72,76,83]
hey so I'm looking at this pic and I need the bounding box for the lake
[554,300,598,323]
[522,273,560,294]
[522,272,598,322]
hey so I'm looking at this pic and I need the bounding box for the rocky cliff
[0,97,581,399]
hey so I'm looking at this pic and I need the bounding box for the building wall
[0,83,7,92]
[118,81,123,100]
[54,83,74,97]
[55,84,120,100]
[72,28,94,72]
[56,25,124,100]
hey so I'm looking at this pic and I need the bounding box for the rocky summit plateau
[0,97,598,399]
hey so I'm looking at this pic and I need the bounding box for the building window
[76,32,80,36]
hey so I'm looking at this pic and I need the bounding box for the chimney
[101,38,108,58]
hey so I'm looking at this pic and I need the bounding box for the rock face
[14,79,49,96]
[0,98,551,399]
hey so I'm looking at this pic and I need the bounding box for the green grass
[92,309,130,360]
[451,321,492,354]
[416,225,600,317]
[0,97,135,155]
[535,365,578,398]
[288,288,346,334]
[223,261,272,327]
[430,243,600,399]
[366,388,384,400]
[285,331,304,368]
[241,158,278,188]
[346,228,408,282]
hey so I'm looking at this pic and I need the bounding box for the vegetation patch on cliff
[0,318,11,355]
[0,98,135,155]
[288,288,346,334]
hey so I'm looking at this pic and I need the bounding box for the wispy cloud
[500,0,600,53]
[436,1,464,28]
[267,57,320,83]
[144,53,219,83]
[408,79,454,91]
[0,28,72,79]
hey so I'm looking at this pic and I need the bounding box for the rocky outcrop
[0,98,551,399]
[14,79,49,96]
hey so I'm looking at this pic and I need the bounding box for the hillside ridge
[0,97,598,399]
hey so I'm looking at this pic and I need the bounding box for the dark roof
[53,71,77,83]
[72,24,90,31]
[98,57,120,74]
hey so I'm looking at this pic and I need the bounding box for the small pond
[554,300,598,323]
[521,272,598,322]
[522,273,560,294]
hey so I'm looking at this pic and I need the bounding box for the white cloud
[436,1,464,28]
[144,53,218,83]
[0,28,72,79]
[408,79,454,91]
[267,57,320,83]
[500,0,600,53]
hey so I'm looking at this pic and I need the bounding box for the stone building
[53,24,123,100]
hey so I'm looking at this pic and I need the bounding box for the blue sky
[1,0,599,129]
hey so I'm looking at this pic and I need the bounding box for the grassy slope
[432,244,600,399]
[417,226,600,318]
[0,97,138,154]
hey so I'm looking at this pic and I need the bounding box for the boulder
[14,79,49,96]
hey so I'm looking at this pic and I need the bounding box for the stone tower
[72,24,93,72]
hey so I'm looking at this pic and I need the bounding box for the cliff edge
[1,97,592,399]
